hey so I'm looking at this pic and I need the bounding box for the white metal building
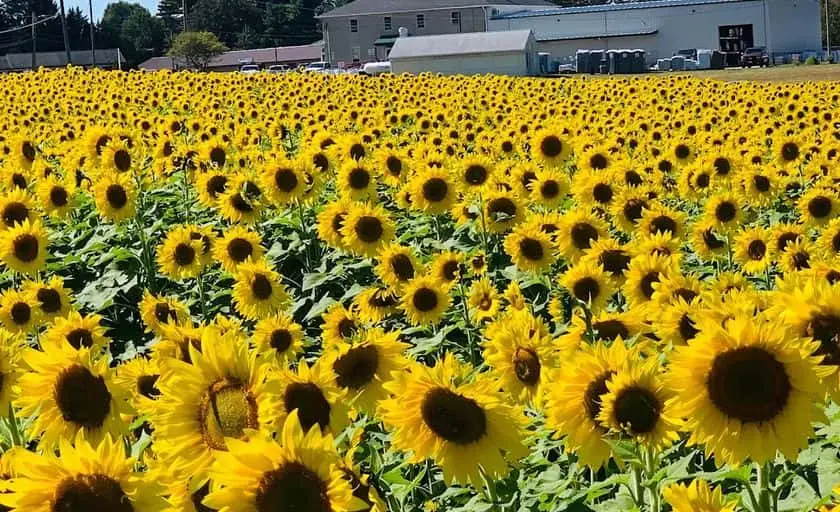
[487,0,822,64]
[388,29,539,75]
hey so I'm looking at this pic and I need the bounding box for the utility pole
[58,0,72,65]
[182,0,188,31]
[31,12,37,70]
[827,0,833,55]
[89,0,96,67]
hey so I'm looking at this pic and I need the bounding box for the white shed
[388,29,539,76]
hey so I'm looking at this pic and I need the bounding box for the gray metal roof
[0,49,125,70]
[389,29,533,59]
[536,29,658,42]
[139,43,323,71]
[492,0,753,19]
[317,0,554,18]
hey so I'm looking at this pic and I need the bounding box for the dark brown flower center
[808,196,832,219]
[589,153,608,170]
[283,382,331,433]
[593,320,629,341]
[348,168,370,190]
[781,142,800,161]
[593,183,613,204]
[703,229,726,250]
[715,201,736,223]
[255,462,330,512]
[10,302,31,325]
[584,371,615,425]
[623,199,646,223]
[227,238,254,263]
[488,197,516,221]
[678,313,700,341]
[386,156,402,177]
[105,185,127,209]
[207,175,228,198]
[251,274,273,300]
[21,141,36,162]
[599,250,631,276]
[50,186,69,207]
[650,215,677,235]
[753,175,770,192]
[210,147,226,167]
[230,193,254,214]
[748,240,767,260]
[519,238,544,261]
[13,234,39,262]
[640,272,660,299]
[776,232,800,253]
[572,277,600,303]
[333,345,379,390]
[113,149,131,172]
[349,143,366,160]
[198,378,259,450]
[540,135,563,158]
[442,260,460,281]
[571,222,598,250]
[465,165,488,186]
[421,387,487,444]
[53,474,132,512]
[422,178,448,202]
[792,251,810,270]
[37,288,62,314]
[270,329,293,353]
[412,288,439,312]
[274,169,298,193]
[54,365,111,429]
[174,243,196,267]
[513,348,540,386]
[137,375,160,399]
[540,180,560,199]
[706,346,791,423]
[696,173,710,188]
[613,386,661,434]
[66,328,94,349]
[355,216,384,243]
[2,202,29,227]
[390,254,415,281]
[806,314,840,366]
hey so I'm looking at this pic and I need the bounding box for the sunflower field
[0,68,839,512]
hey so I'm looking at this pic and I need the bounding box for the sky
[66,0,160,21]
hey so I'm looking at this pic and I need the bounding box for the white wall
[391,51,529,75]
[489,0,822,63]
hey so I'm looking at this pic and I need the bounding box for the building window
[451,11,460,25]
[349,18,358,33]
[416,14,425,29]
[384,16,392,31]
[351,46,361,61]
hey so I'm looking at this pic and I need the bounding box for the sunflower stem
[7,404,20,447]
[197,271,209,321]
[630,463,645,510]
[643,447,661,512]
[181,168,191,225]
[458,282,476,364]
[296,201,311,273]
[756,462,773,512]
[478,194,491,263]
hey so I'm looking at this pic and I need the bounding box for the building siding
[323,7,487,65]
[488,0,821,65]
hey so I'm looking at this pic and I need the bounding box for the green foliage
[167,30,227,69]
[99,2,167,65]
[806,56,820,65]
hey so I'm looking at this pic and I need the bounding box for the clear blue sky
[66,0,159,22]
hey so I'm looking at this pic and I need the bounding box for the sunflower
[667,314,828,464]
[377,147,409,187]
[703,193,743,233]
[740,167,778,207]
[379,354,527,486]
[232,260,290,320]
[578,144,613,173]
[0,289,40,334]
[798,187,838,227]
[100,138,135,173]
[622,253,679,309]
[138,291,190,336]
[571,169,616,211]
[502,280,528,312]
[261,158,305,206]
[773,134,804,168]
[662,480,738,512]
[638,202,686,238]
[265,360,349,435]
[162,474,213,512]
[203,412,365,512]
[375,244,422,289]
[322,328,407,415]
[0,435,164,511]
[503,224,556,273]
[690,219,728,261]
[408,167,457,215]
[35,175,74,218]
[429,251,465,286]
[669,139,696,166]
[17,343,129,449]
[336,134,369,162]
[467,277,500,322]
[213,226,264,274]
[818,217,840,259]
[581,238,632,283]
[152,323,207,364]
[530,127,572,167]
[483,309,553,405]
[779,238,814,275]
[544,340,635,468]
[0,188,37,230]
[218,176,264,225]
[483,190,523,234]
[92,170,135,222]
[252,314,304,367]
[157,225,206,281]
[0,219,48,275]
[0,330,22,415]
[559,260,614,312]
[336,446,388,512]
[21,275,73,320]
[630,231,682,260]
[653,297,705,346]
[733,226,773,274]
[597,359,680,449]
[337,161,377,202]
[649,271,702,307]
[42,311,109,352]
[610,186,650,234]
[150,331,274,476]
[341,202,395,258]
[196,170,229,208]
[561,308,648,346]
[352,286,398,324]
[114,356,161,416]
[322,303,361,349]
[400,275,451,326]
[556,210,609,262]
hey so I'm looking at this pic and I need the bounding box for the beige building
[316,0,552,66]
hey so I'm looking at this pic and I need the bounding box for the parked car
[361,61,391,76]
[741,47,769,67]
[239,64,260,74]
[266,65,289,74]
[303,61,332,73]
[675,48,698,60]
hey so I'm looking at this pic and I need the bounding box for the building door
[719,24,754,53]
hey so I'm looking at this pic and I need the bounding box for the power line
[0,14,60,36]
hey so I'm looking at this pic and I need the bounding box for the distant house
[138,42,324,72]
[389,29,538,75]
[0,49,126,72]
[316,0,553,67]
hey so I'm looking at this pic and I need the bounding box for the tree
[65,6,92,50]
[99,2,166,65]
[821,0,840,50]
[167,30,227,69]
